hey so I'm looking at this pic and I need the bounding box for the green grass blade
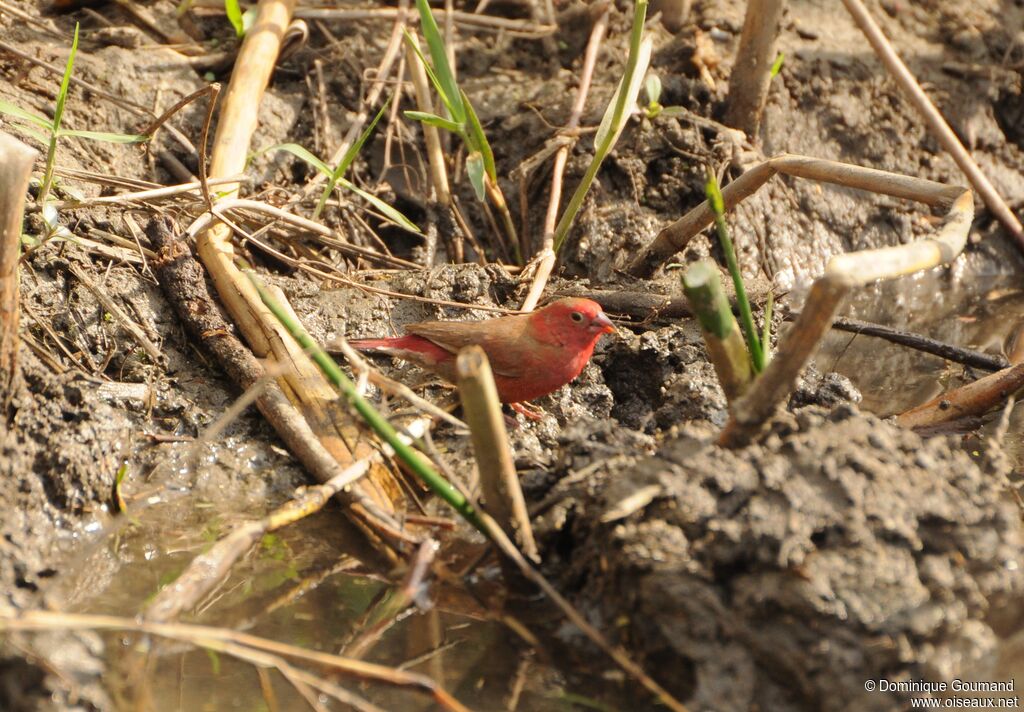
[465,152,486,201]
[261,142,333,176]
[705,169,765,372]
[7,124,50,144]
[336,177,421,233]
[412,0,465,123]
[461,89,495,182]
[224,0,244,36]
[38,22,79,207]
[332,96,391,181]
[314,97,392,219]
[59,129,150,143]
[761,290,774,365]
[402,29,461,122]
[0,101,52,130]
[247,272,485,533]
[51,23,79,138]
[404,110,462,133]
[552,1,649,254]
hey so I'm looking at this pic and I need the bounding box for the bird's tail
[348,335,429,353]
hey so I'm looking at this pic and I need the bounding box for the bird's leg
[510,401,545,421]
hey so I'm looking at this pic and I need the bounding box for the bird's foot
[510,401,545,421]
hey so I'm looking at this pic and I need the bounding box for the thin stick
[292,6,554,36]
[896,361,1024,429]
[36,176,245,210]
[65,262,163,363]
[0,133,36,388]
[296,4,407,203]
[405,33,451,207]
[0,609,472,712]
[817,314,1008,372]
[456,346,538,562]
[519,5,609,312]
[841,0,1024,251]
[723,0,785,138]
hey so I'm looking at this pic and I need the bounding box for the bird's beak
[594,312,615,334]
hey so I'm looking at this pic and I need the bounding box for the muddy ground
[2,0,1024,710]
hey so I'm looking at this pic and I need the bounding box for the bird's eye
[570,311,584,323]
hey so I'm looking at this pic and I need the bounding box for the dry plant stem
[0,133,35,388]
[519,7,609,312]
[682,262,752,401]
[194,0,416,544]
[841,0,1024,250]
[473,508,690,711]
[39,175,245,211]
[148,219,416,555]
[723,0,785,138]
[0,609,472,712]
[455,347,538,562]
[291,6,553,36]
[297,3,407,202]
[896,362,1024,429]
[630,154,969,277]
[405,34,452,209]
[342,540,439,660]
[709,159,974,445]
[65,262,163,363]
[145,459,375,622]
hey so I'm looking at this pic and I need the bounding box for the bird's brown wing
[405,314,531,378]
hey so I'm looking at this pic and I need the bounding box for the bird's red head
[531,297,615,349]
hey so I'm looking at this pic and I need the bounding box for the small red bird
[346,297,615,414]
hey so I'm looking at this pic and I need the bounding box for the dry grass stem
[0,609,472,712]
[723,0,785,138]
[0,132,36,388]
[841,0,1024,250]
[520,6,609,311]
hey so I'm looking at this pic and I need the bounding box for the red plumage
[345,297,615,404]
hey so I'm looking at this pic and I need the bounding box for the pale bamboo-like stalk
[455,346,538,562]
[682,261,752,401]
[0,133,36,387]
[841,0,1024,251]
[193,0,413,539]
[519,7,609,312]
[723,0,785,138]
[405,34,451,207]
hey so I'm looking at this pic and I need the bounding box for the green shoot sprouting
[224,0,244,36]
[259,97,420,232]
[403,0,519,262]
[705,167,768,373]
[641,73,687,120]
[770,52,785,79]
[0,23,148,238]
[223,0,255,37]
[246,271,487,535]
[552,0,651,254]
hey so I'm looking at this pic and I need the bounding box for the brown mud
[2,0,1024,710]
